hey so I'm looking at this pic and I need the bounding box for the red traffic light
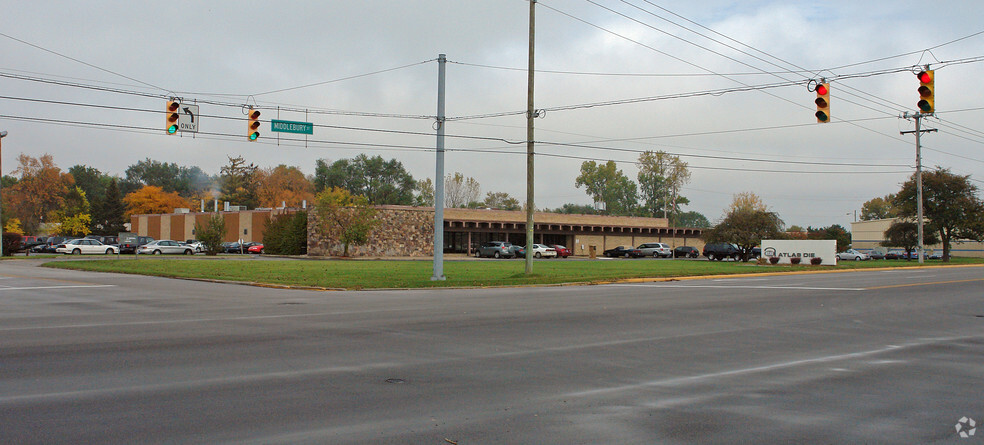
[816,84,828,96]
[917,71,932,83]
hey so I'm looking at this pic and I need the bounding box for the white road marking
[565,337,963,397]
[0,285,116,291]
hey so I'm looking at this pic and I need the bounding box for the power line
[249,59,437,97]
[0,31,168,93]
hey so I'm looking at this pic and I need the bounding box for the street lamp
[0,131,7,258]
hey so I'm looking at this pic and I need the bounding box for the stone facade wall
[308,206,434,257]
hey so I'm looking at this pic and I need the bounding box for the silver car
[633,242,672,258]
[138,240,196,255]
[836,249,869,261]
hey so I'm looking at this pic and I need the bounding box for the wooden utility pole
[525,0,536,274]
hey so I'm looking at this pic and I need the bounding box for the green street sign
[270,119,314,135]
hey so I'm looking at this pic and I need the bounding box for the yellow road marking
[865,278,984,290]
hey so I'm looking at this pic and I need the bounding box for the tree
[675,211,710,228]
[575,160,638,216]
[313,155,416,205]
[445,172,481,208]
[256,165,315,208]
[637,151,690,221]
[93,179,127,235]
[483,192,521,210]
[125,158,213,198]
[727,192,768,213]
[123,185,191,217]
[549,203,600,215]
[882,221,940,261]
[262,211,308,255]
[194,213,227,256]
[807,224,852,252]
[3,153,75,233]
[314,187,379,256]
[860,194,897,220]
[219,156,260,209]
[704,209,784,261]
[52,186,92,237]
[894,167,984,261]
[414,178,435,207]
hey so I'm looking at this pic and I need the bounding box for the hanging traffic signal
[166,100,180,134]
[917,70,934,113]
[247,108,260,141]
[815,83,830,123]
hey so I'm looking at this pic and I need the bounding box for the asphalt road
[1,260,982,444]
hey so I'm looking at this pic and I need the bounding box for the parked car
[224,242,261,254]
[119,236,155,254]
[529,244,557,258]
[673,246,700,258]
[476,241,514,258]
[927,251,943,260]
[55,238,119,255]
[138,240,196,255]
[702,243,741,261]
[631,242,672,258]
[837,249,870,261]
[885,249,904,260]
[867,249,886,260]
[247,243,264,254]
[603,246,633,258]
[183,240,204,253]
[508,244,526,258]
[550,244,572,258]
[85,235,119,246]
[33,236,70,253]
[20,235,47,252]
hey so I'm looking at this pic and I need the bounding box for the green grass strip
[42,257,984,290]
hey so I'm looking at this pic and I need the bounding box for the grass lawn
[42,257,984,290]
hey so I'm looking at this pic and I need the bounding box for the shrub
[810,257,823,265]
[2,233,23,256]
[194,213,227,256]
[769,257,780,265]
[263,211,307,255]
[756,257,768,265]
[790,257,801,265]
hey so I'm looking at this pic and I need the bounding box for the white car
[836,249,869,261]
[529,244,557,258]
[138,240,196,255]
[55,238,119,255]
[182,240,204,252]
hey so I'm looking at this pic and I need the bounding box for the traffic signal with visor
[166,100,180,134]
[247,108,260,141]
[917,70,934,113]
[815,83,830,123]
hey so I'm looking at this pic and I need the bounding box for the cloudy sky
[2,1,982,228]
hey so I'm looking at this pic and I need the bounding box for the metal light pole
[0,131,7,258]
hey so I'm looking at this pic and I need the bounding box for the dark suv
[119,236,155,254]
[702,243,741,261]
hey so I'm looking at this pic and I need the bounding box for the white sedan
[55,238,119,255]
[138,240,196,255]
[836,249,870,261]
[529,244,558,258]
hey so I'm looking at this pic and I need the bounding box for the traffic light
[247,108,260,141]
[917,70,934,113]
[166,100,180,134]
[815,83,830,123]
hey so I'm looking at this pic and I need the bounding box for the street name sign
[270,119,314,135]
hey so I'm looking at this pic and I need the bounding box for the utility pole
[432,54,447,281]
[900,112,937,264]
[0,131,7,258]
[525,0,536,275]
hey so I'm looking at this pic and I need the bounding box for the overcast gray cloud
[2,0,982,228]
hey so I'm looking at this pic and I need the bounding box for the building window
[243,229,248,235]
